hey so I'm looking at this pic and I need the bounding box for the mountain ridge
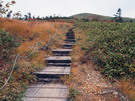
[70,13,135,22]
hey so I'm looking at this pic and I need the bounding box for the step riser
[37,78,60,82]
[66,36,75,38]
[53,53,70,56]
[66,36,75,39]
[46,60,71,63]
[63,46,73,48]
[63,47,73,49]
[66,33,74,35]
[53,52,70,54]
[63,43,74,45]
[35,74,68,78]
[64,42,75,44]
[66,34,75,37]
[66,32,74,34]
[63,46,74,49]
[63,45,74,47]
[65,40,76,42]
[66,37,75,39]
[47,63,71,66]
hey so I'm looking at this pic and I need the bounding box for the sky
[6,0,135,18]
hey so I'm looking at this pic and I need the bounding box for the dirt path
[66,28,128,101]
[69,60,127,101]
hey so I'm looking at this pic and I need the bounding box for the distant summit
[70,13,135,22]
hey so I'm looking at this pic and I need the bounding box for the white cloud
[5,0,135,18]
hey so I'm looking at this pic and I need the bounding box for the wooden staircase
[22,28,75,101]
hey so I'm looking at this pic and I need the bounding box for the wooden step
[22,83,68,101]
[52,49,72,56]
[62,43,75,49]
[37,78,60,82]
[34,66,71,75]
[34,73,69,79]
[45,56,71,63]
[65,39,76,43]
[47,63,71,66]
[67,31,74,34]
[34,66,71,81]
[66,36,75,39]
[66,34,75,37]
[66,31,74,34]
[61,43,75,46]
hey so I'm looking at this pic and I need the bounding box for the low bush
[68,88,81,101]
[77,22,135,79]
[0,29,18,65]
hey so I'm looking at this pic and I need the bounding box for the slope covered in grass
[77,21,135,79]
[71,13,135,22]
[74,21,135,100]
[71,13,111,20]
[0,17,72,100]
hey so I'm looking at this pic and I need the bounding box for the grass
[1,17,135,100]
[74,20,135,100]
[71,13,135,22]
[68,88,81,101]
[71,13,111,20]
[0,17,72,100]
[76,21,135,79]
[120,78,135,101]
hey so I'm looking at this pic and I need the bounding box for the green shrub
[0,29,18,63]
[69,88,81,101]
[77,22,135,79]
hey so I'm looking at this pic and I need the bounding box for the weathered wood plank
[34,88,46,97]
[34,67,71,75]
[46,63,71,66]
[45,66,71,68]
[22,97,67,101]
[26,88,39,96]
[42,67,67,72]
[50,88,61,97]
[39,98,67,101]
[40,98,56,101]
[58,99,67,101]
[22,98,39,101]
[23,83,68,100]
[52,49,72,52]
[59,88,68,98]
[45,56,71,61]
[34,72,70,75]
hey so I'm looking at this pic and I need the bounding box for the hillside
[70,13,135,22]
[0,17,135,101]
[73,21,135,100]
[0,17,72,100]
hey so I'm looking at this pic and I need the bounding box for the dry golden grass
[0,17,71,38]
[120,78,135,101]
[0,17,72,66]
[0,17,72,100]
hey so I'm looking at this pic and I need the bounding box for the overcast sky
[7,0,135,18]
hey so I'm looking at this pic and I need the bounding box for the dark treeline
[9,12,73,21]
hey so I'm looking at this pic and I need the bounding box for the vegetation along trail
[0,17,73,100]
[68,21,135,101]
[0,17,135,101]
[22,28,75,101]
[0,1,135,101]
